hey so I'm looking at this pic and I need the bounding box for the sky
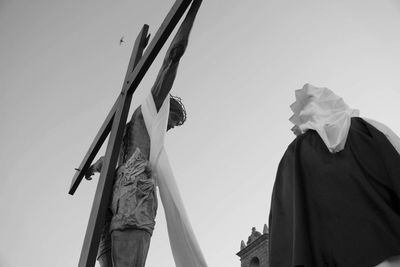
[1,0,400,266]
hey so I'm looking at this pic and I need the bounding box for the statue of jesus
[85,1,202,266]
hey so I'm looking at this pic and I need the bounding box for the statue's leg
[97,251,112,267]
[97,208,113,267]
[111,229,151,267]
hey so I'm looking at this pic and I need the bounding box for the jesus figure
[85,1,202,266]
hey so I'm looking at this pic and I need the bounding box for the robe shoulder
[269,117,400,267]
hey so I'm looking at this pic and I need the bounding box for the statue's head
[168,95,186,131]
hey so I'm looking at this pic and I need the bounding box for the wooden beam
[77,25,149,267]
[69,97,119,195]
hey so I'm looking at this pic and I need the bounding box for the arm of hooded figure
[363,118,400,155]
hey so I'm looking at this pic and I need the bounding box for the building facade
[236,225,269,267]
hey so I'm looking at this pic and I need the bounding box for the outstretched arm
[151,0,202,111]
[85,156,104,180]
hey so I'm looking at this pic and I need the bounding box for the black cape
[269,118,400,267]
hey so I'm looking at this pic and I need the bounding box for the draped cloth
[289,83,360,153]
[269,84,400,267]
[289,84,400,154]
[141,94,207,267]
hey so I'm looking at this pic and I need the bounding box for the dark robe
[269,117,400,267]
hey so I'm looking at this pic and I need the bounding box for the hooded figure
[269,84,400,267]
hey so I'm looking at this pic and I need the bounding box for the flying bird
[119,36,125,45]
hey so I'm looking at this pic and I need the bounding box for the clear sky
[1,0,400,266]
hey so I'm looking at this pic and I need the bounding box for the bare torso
[119,106,150,165]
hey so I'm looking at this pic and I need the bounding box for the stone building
[236,224,269,267]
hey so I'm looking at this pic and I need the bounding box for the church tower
[236,224,269,267]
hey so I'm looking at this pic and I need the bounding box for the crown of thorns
[169,94,187,126]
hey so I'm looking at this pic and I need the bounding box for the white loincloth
[141,94,207,267]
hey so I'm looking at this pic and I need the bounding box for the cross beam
[69,1,194,266]
[69,0,193,195]
[76,24,149,267]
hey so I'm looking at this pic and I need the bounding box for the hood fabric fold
[289,83,359,153]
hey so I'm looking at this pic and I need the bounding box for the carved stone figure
[85,1,202,266]
[247,227,262,245]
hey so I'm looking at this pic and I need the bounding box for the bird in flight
[119,36,125,45]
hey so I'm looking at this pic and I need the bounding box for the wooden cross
[69,1,194,266]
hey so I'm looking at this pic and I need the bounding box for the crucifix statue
[69,1,206,267]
